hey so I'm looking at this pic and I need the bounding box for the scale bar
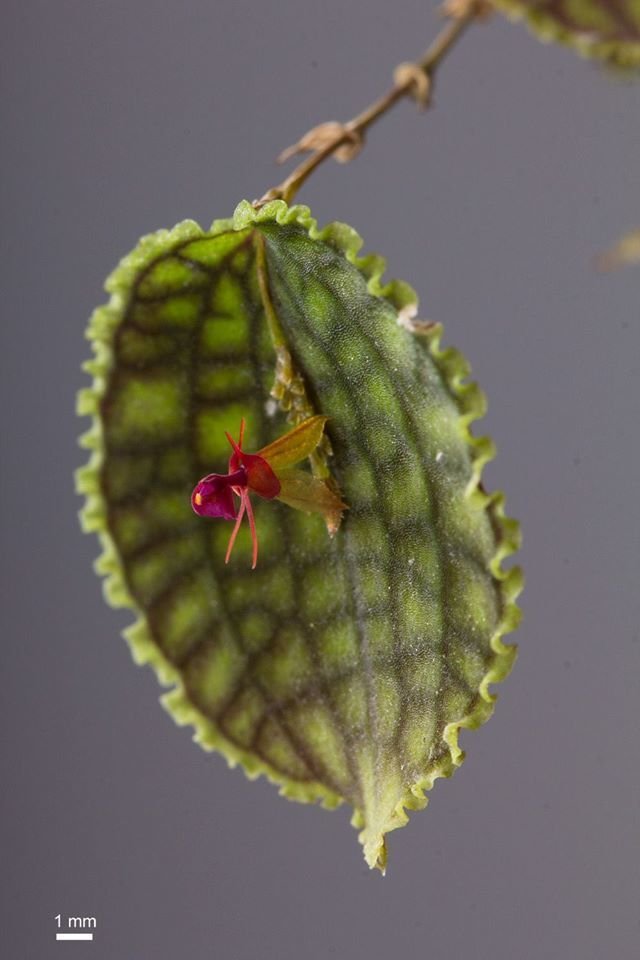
[56,933,93,941]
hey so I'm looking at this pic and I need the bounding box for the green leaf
[77,200,522,871]
[492,0,640,66]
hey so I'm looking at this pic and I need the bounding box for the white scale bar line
[56,933,94,941]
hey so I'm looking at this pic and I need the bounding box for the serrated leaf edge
[492,0,640,67]
[355,315,522,870]
[76,201,522,869]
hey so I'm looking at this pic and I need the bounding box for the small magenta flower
[192,416,346,569]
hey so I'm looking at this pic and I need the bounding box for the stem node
[254,4,483,209]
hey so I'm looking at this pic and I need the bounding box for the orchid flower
[191,416,346,569]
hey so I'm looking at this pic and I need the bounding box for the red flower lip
[191,467,247,520]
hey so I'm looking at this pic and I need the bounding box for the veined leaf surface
[492,0,640,66]
[77,201,522,870]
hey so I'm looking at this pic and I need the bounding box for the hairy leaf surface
[77,201,522,870]
[493,0,640,66]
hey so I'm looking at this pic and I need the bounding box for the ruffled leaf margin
[76,200,523,870]
[492,0,640,68]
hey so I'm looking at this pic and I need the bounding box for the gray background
[2,1,639,957]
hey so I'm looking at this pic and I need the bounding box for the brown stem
[255,2,484,207]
